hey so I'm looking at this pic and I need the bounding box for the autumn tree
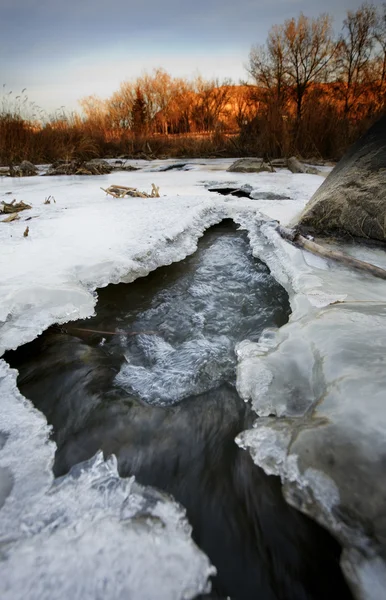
[132,87,148,135]
[107,81,135,130]
[190,76,232,131]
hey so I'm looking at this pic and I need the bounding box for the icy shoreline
[1,160,385,599]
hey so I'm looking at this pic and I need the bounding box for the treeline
[81,74,256,136]
[1,2,385,164]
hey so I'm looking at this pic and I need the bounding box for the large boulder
[227,158,276,173]
[297,116,386,241]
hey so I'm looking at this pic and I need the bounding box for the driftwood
[101,184,160,199]
[1,200,32,214]
[2,213,20,223]
[277,226,386,281]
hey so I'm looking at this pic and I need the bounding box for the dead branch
[277,226,386,280]
[101,184,160,199]
[2,213,20,222]
[1,200,32,214]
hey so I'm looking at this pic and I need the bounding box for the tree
[336,3,377,117]
[248,25,289,109]
[284,13,335,123]
[132,87,148,135]
[249,14,335,124]
[191,77,231,132]
[374,3,386,103]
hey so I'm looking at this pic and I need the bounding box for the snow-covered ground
[1,159,385,599]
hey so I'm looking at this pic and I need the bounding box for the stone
[297,116,386,241]
[227,158,276,173]
[84,159,113,174]
[287,156,320,175]
[15,160,38,177]
[45,160,113,176]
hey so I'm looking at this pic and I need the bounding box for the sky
[0,0,380,114]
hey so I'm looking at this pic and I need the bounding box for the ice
[3,158,383,598]
[0,363,214,600]
[236,223,386,599]
[0,161,322,598]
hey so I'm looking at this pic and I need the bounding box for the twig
[67,326,158,336]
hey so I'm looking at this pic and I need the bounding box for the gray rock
[45,160,113,176]
[15,160,38,177]
[0,167,10,176]
[84,159,113,174]
[287,156,320,175]
[287,156,306,173]
[227,158,276,173]
[250,191,291,201]
[297,116,386,241]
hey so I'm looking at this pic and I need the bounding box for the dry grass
[0,85,383,166]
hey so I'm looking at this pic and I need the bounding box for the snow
[3,158,385,599]
[0,164,321,354]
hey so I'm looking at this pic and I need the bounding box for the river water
[5,222,352,599]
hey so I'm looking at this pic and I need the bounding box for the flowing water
[5,222,352,600]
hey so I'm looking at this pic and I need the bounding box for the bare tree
[336,3,377,117]
[249,14,335,124]
[283,13,335,123]
[248,24,288,109]
[374,3,386,102]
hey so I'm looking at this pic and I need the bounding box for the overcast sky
[0,0,380,113]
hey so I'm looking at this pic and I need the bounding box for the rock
[84,159,113,174]
[0,167,10,176]
[297,116,386,241]
[287,157,305,173]
[227,158,276,173]
[45,160,113,176]
[250,191,291,201]
[287,156,320,175]
[121,165,139,171]
[208,184,253,198]
[11,161,38,177]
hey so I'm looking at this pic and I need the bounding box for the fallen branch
[2,213,20,222]
[101,183,160,199]
[1,200,32,214]
[277,226,386,281]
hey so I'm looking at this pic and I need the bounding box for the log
[277,226,386,281]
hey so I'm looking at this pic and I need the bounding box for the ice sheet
[0,161,323,599]
[235,222,386,600]
[0,361,215,600]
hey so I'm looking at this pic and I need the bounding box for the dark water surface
[6,222,352,600]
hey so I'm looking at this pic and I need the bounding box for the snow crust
[3,159,384,599]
